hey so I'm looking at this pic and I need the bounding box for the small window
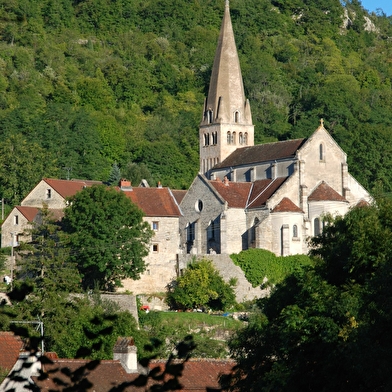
[46,189,52,199]
[204,133,210,146]
[319,144,324,161]
[152,244,159,252]
[232,132,236,145]
[195,199,203,212]
[234,111,240,123]
[239,132,243,145]
[314,218,321,236]
[293,224,298,238]
[14,215,19,225]
[152,221,159,231]
[244,132,248,145]
[146,269,151,275]
[227,131,231,145]
[207,110,213,124]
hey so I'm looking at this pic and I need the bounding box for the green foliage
[224,200,392,391]
[62,185,153,290]
[231,248,313,287]
[166,259,236,311]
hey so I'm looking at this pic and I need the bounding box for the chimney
[113,337,138,373]
[120,179,132,190]
[158,181,162,188]
[223,176,229,186]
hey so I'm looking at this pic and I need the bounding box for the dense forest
[0,0,392,205]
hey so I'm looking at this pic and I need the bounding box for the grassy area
[139,311,245,359]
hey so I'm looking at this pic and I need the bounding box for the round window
[195,199,203,212]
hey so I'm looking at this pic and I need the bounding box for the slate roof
[0,332,24,374]
[308,181,347,202]
[171,190,187,205]
[122,188,182,217]
[34,358,234,392]
[43,179,101,199]
[214,138,306,169]
[272,197,303,213]
[15,206,39,222]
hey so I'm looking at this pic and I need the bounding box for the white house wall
[1,209,30,248]
[21,181,67,209]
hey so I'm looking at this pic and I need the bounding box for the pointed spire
[201,1,251,126]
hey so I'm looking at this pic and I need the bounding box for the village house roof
[14,206,39,222]
[271,197,304,213]
[214,138,307,169]
[171,190,187,205]
[247,177,288,209]
[122,187,182,217]
[33,358,234,392]
[0,332,24,376]
[308,181,347,202]
[43,178,101,199]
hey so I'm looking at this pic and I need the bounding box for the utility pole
[10,319,45,354]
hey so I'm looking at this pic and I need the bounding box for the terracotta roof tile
[214,138,306,169]
[272,197,303,213]
[171,190,187,205]
[0,332,24,373]
[247,177,288,209]
[209,180,252,208]
[15,206,39,222]
[308,181,347,202]
[122,188,182,217]
[43,179,101,199]
[34,358,234,391]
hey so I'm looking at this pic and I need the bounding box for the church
[178,0,371,258]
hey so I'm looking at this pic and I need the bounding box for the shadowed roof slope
[209,180,252,208]
[122,188,182,217]
[214,138,306,169]
[308,181,347,202]
[247,177,288,209]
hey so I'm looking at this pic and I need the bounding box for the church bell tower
[199,0,254,175]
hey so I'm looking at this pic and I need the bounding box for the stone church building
[179,0,371,258]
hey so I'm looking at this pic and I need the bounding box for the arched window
[204,133,210,146]
[207,220,215,240]
[239,132,243,145]
[227,132,231,144]
[244,132,248,145]
[212,132,217,145]
[234,111,240,123]
[251,217,259,245]
[232,132,236,145]
[207,110,213,124]
[293,224,298,238]
[319,143,324,161]
[314,218,320,236]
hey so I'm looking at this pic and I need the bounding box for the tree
[62,185,153,290]
[224,200,392,391]
[166,258,236,311]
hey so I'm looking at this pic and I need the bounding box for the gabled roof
[43,179,101,199]
[247,177,288,209]
[272,197,303,213]
[15,206,39,222]
[0,332,24,374]
[171,190,187,205]
[308,181,347,202]
[34,358,234,391]
[214,138,306,169]
[122,188,182,217]
[209,180,252,208]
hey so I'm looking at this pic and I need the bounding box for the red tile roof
[272,197,303,213]
[34,358,234,391]
[122,188,182,217]
[43,179,101,199]
[171,190,187,205]
[247,177,288,209]
[0,332,24,374]
[209,180,252,208]
[15,206,39,222]
[308,181,347,202]
[214,138,306,169]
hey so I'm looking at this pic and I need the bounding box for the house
[0,332,41,392]
[32,337,233,391]
[118,180,185,294]
[179,1,371,258]
[1,178,101,248]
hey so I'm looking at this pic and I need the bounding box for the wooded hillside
[1,0,391,205]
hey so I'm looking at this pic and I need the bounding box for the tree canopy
[224,200,392,391]
[62,185,153,290]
